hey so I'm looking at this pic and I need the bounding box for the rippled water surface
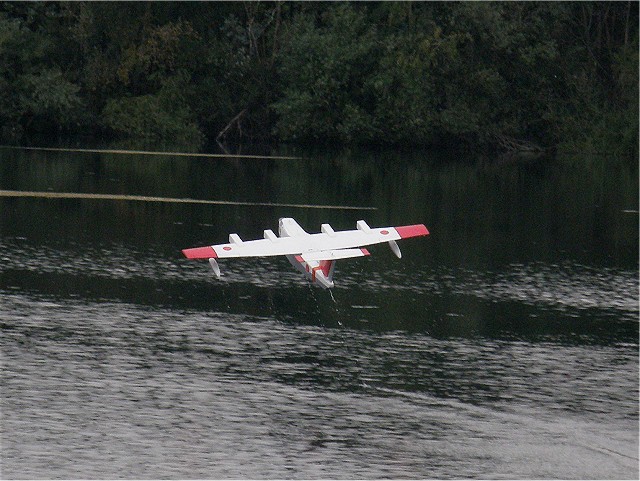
[1,146,638,478]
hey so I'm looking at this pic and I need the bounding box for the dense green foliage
[0,1,637,155]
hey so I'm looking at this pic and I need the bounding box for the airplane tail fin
[319,260,336,283]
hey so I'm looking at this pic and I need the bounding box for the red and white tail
[318,259,335,283]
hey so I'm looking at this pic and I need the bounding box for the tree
[0,4,84,139]
[273,4,381,143]
[0,1,636,156]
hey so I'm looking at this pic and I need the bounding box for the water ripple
[1,293,637,478]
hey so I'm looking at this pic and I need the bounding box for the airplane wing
[182,220,428,259]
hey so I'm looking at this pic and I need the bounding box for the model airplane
[182,217,429,288]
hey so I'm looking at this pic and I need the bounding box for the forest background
[0,1,637,158]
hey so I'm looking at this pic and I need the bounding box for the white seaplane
[182,217,429,288]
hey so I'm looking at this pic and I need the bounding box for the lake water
[0,145,638,479]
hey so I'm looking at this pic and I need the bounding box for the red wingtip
[182,246,217,259]
[395,224,430,239]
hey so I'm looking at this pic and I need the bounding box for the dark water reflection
[1,146,638,478]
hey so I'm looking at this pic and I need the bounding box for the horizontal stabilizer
[301,248,370,262]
